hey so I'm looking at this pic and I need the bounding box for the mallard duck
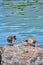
[7,36,16,46]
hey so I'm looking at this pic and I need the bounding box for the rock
[1,44,43,65]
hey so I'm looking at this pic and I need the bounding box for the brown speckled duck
[22,38,36,47]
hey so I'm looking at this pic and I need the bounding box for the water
[0,0,43,46]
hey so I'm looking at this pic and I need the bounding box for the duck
[7,36,16,46]
[28,38,36,44]
[22,38,36,47]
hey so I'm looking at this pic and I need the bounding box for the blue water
[0,0,43,46]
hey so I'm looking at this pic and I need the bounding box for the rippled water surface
[0,0,43,46]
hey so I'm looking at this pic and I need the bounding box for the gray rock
[1,45,43,65]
